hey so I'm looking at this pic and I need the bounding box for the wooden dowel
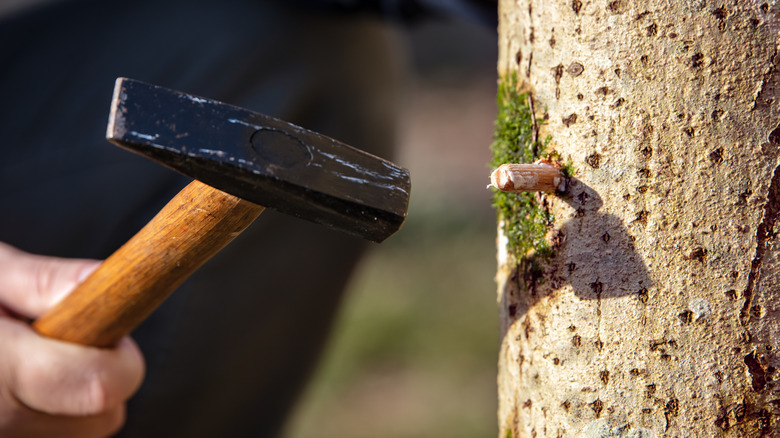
[490,163,564,193]
[32,180,264,348]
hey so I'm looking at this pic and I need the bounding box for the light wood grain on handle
[33,180,264,348]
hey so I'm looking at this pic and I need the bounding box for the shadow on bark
[502,177,650,325]
[560,178,650,301]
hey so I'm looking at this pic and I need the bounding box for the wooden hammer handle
[32,180,264,348]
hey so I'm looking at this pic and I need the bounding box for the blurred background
[284,16,500,438]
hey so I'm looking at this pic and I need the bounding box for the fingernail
[77,262,101,284]
[51,262,100,307]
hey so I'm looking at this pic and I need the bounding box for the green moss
[560,160,575,178]
[490,72,553,261]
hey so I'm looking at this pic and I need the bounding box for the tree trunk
[495,1,780,437]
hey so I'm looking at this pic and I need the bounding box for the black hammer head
[107,78,410,242]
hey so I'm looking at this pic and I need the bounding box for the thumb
[0,242,101,318]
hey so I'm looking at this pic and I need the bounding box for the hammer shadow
[503,178,651,324]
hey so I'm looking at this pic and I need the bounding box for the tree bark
[495,1,780,437]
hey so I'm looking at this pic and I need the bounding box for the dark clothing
[0,1,400,436]
[296,0,497,26]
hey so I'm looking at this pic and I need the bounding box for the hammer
[32,78,411,348]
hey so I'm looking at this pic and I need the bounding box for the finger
[0,242,100,318]
[0,318,145,416]
[0,397,127,438]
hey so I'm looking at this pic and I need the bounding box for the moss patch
[490,72,553,261]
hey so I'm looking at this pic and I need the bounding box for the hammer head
[107,78,410,242]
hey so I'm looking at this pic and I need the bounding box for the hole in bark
[635,210,649,226]
[745,351,768,391]
[712,6,728,20]
[665,398,679,416]
[610,97,625,109]
[585,152,602,168]
[691,52,704,68]
[710,147,724,163]
[686,247,707,262]
[647,22,658,36]
[553,64,564,83]
[590,399,604,417]
[679,310,693,323]
[608,0,622,13]
[572,0,582,13]
[738,188,753,205]
[562,113,578,127]
[550,231,566,252]
[712,6,729,30]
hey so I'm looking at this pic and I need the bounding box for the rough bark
[496,1,780,437]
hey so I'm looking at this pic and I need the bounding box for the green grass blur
[285,16,499,437]
[284,203,499,438]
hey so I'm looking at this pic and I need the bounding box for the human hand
[0,242,145,437]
